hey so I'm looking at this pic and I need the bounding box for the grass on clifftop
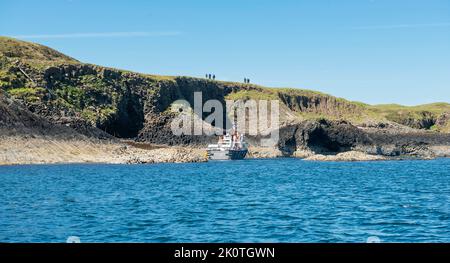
[369,103,450,121]
[370,103,450,114]
[225,89,279,100]
[0,36,78,68]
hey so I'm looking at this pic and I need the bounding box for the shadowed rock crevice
[279,120,372,155]
[101,93,144,138]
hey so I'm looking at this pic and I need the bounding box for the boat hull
[207,149,248,160]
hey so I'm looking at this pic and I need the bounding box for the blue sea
[0,158,449,243]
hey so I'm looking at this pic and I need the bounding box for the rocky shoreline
[0,136,207,166]
[1,135,448,166]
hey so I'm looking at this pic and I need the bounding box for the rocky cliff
[1,36,449,162]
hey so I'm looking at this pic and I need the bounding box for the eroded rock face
[277,93,362,118]
[278,119,372,155]
[136,112,216,146]
[437,112,450,126]
[277,119,450,158]
[382,110,446,130]
[393,111,436,129]
[0,94,117,144]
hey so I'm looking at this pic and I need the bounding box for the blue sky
[1,0,449,105]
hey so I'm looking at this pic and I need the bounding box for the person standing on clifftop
[213,75,215,80]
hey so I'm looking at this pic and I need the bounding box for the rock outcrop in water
[1,36,449,164]
[278,119,450,160]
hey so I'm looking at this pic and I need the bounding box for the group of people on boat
[217,128,245,150]
[207,122,249,160]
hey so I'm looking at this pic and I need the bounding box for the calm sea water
[0,158,449,243]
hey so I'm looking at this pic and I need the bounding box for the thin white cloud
[10,31,181,39]
[348,22,450,30]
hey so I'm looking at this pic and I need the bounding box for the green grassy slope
[0,36,78,67]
